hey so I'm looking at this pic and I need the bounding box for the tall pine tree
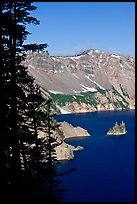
[0,2,65,202]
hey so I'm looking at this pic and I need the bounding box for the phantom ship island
[107,121,127,136]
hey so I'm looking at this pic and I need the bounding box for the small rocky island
[107,121,127,136]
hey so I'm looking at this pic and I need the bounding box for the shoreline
[56,107,135,116]
[55,122,90,160]
[64,134,90,141]
[60,121,90,140]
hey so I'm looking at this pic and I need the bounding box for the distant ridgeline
[23,49,135,114]
[107,121,127,136]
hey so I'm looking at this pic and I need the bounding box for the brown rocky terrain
[38,121,90,160]
[55,122,90,160]
[22,49,135,113]
[60,121,90,139]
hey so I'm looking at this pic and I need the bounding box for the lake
[55,110,135,202]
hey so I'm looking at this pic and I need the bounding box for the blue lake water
[55,110,135,202]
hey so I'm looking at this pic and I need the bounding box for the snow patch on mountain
[69,55,83,60]
[73,96,77,99]
[88,73,95,77]
[28,65,35,69]
[80,84,97,92]
[71,89,79,94]
[49,90,64,94]
[85,75,106,90]
[111,54,120,59]
[124,61,131,68]
[72,73,79,79]
[95,50,100,53]
[120,64,124,68]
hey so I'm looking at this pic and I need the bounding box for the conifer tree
[0,2,42,199]
[0,2,64,201]
[23,43,48,52]
[43,99,64,202]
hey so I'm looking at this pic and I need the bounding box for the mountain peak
[23,49,135,111]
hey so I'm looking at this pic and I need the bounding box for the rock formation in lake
[107,121,127,135]
[22,49,135,113]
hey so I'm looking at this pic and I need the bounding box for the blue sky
[25,2,135,57]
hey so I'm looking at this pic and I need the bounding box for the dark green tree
[0,2,65,202]
[43,99,65,202]
[23,43,48,52]
[0,2,42,200]
[38,43,48,52]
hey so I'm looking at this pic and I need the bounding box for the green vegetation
[96,87,107,95]
[120,84,130,98]
[50,93,74,106]
[50,86,130,111]
[82,92,98,107]
[111,86,129,107]
[50,91,98,109]
[106,96,111,103]
[113,100,129,109]
[112,85,121,97]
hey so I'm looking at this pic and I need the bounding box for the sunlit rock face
[23,49,135,112]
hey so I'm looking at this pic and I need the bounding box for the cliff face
[23,49,135,113]
[55,122,90,160]
[60,121,90,139]
[38,121,90,161]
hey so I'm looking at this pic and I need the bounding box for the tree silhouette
[0,2,45,200]
[43,99,65,202]
[0,2,66,202]
[23,43,48,52]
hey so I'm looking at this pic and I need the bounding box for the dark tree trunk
[9,2,22,190]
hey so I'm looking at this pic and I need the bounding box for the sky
[25,2,135,57]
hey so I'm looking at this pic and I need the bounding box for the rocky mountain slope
[23,49,135,113]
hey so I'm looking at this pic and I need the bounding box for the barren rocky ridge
[23,49,135,113]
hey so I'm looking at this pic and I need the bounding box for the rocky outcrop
[38,121,90,161]
[55,142,84,160]
[55,122,90,160]
[107,121,127,135]
[55,142,75,160]
[60,121,90,139]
